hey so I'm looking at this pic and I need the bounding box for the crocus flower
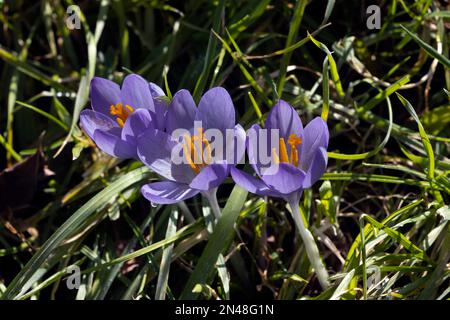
[230,100,330,289]
[230,100,329,204]
[79,74,167,159]
[137,87,245,205]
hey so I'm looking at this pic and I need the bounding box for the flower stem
[203,188,221,219]
[177,201,195,223]
[288,200,330,289]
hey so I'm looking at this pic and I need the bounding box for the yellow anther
[182,128,215,173]
[125,104,134,113]
[183,134,199,174]
[288,134,302,146]
[290,147,299,167]
[287,134,302,167]
[197,128,204,139]
[202,138,212,164]
[279,138,289,163]
[272,147,280,164]
[272,134,303,166]
[116,118,125,128]
[109,103,134,128]
[192,128,204,164]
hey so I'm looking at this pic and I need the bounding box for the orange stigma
[272,133,302,166]
[110,103,134,127]
[183,128,213,174]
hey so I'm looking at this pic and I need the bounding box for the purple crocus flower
[137,87,245,205]
[230,100,329,204]
[79,74,167,159]
[230,100,330,289]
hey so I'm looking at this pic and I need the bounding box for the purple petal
[247,124,273,176]
[303,147,328,188]
[149,82,167,130]
[166,89,196,134]
[79,109,119,140]
[189,162,230,191]
[92,130,136,159]
[299,117,329,172]
[265,100,303,141]
[261,163,305,195]
[137,129,195,183]
[215,124,246,165]
[121,74,155,111]
[195,87,235,132]
[90,77,121,116]
[230,167,281,197]
[141,181,200,204]
[149,82,165,97]
[228,124,246,165]
[121,109,154,144]
[137,129,177,178]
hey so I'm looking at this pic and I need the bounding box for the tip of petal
[265,100,303,137]
[91,76,109,85]
[272,99,293,112]
[149,82,166,97]
[172,89,195,102]
[123,73,146,83]
[196,87,235,131]
[204,86,231,97]
[310,116,328,127]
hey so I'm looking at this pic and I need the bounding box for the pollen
[110,103,134,128]
[287,134,302,167]
[273,133,302,167]
[183,128,213,174]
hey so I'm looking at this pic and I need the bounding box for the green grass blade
[180,185,248,299]
[192,0,224,101]
[92,208,159,299]
[308,32,345,98]
[15,101,69,131]
[359,75,410,112]
[0,134,22,162]
[328,97,393,160]
[277,0,307,95]
[201,195,231,299]
[361,214,431,263]
[330,269,355,300]
[322,172,433,188]
[55,0,110,157]
[400,25,450,69]
[212,30,270,105]
[155,208,179,300]
[321,58,330,122]
[396,93,435,178]
[396,93,443,203]
[1,167,151,299]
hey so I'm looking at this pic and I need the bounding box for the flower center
[109,103,134,128]
[272,133,302,167]
[183,128,212,174]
